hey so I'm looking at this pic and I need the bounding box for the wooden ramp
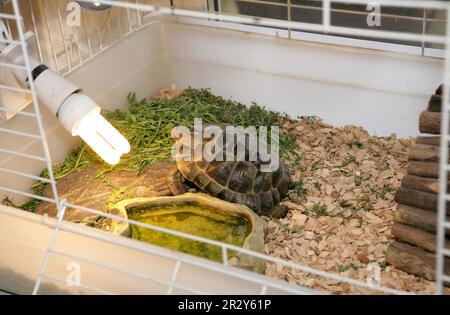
[387,84,450,283]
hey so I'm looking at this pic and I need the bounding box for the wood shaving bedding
[264,117,438,294]
[156,87,438,294]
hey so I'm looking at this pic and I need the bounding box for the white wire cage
[0,0,449,295]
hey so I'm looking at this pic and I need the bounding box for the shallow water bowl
[109,193,267,273]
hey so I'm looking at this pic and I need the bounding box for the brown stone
[35,160,185,225]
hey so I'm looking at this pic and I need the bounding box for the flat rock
[35,160,180,225]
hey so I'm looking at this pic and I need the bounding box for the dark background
[216,0,448,49]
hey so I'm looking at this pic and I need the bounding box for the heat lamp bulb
[59,94,130,165]
[74,110,130,165]
[6,44,130,165]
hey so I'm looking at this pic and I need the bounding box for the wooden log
[391,223,438,253]
[427,95,442,113]
[386,241,450,281]
[408,161,440,178]
[394,187,437,211]
[419,111,441,135]
[394,203,450,239]
[401,175,444,194]
[409,144,440,162]
[416,136,441,147]
[395,204,438,234]
[409,142,450,164]
[395,204,450,234]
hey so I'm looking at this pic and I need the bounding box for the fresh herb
[376,184,394,199]
[338,263,366,273]
[339,155,357,168]
[288,181,307,201]
[354,175,363,187]
[311,202,328,216]
[6,88,296,212]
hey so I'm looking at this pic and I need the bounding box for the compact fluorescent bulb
[6,48,130,165]
[75,110,130,165]
[59,94,131,165]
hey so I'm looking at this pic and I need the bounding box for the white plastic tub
[0,16,444,294]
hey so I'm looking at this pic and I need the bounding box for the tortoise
[169,125,291,218]
[35,126,290,221]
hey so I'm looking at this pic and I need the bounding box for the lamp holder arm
[5,44,81,117]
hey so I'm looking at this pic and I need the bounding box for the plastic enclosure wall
[0,17,444,294]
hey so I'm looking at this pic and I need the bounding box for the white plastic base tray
[0,17,443,294]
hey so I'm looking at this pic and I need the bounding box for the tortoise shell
[174,126,290,217]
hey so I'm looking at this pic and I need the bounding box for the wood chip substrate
[264,117,442,294]
[155,86,444,294]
